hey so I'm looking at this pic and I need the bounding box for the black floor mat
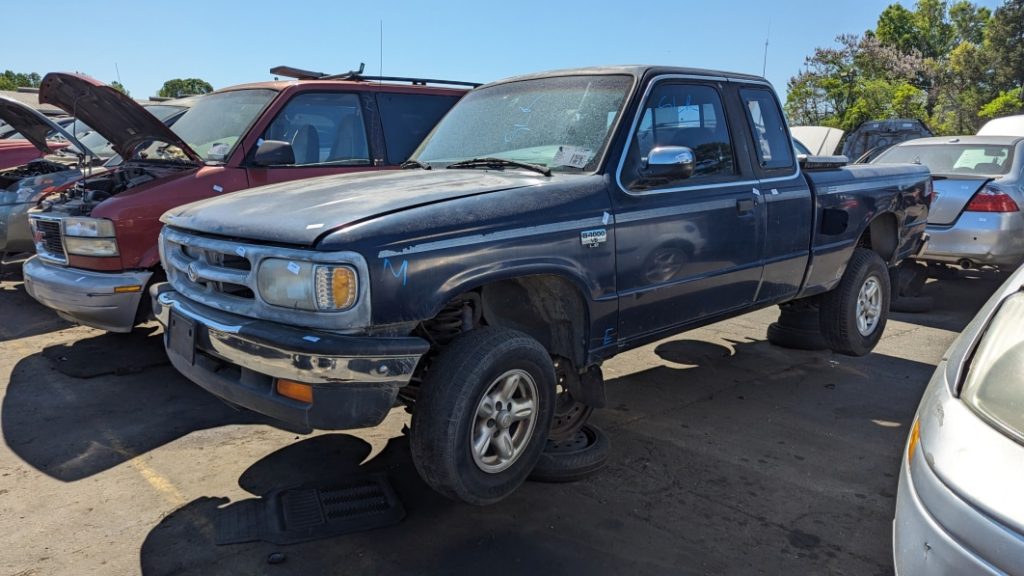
[42,328,168,378]
[216,474,405,545]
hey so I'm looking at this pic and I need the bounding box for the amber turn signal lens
[907,419,921,462]
[275,379,313,404]
[314,265,357,310]
[113,285,142,293]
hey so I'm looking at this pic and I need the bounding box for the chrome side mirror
[643,146,696,180]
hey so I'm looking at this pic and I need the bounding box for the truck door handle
[736,198,755,214]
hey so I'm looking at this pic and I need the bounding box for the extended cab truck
[152,66,930,505]
[24,69,471,332]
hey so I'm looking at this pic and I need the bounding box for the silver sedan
[893,262,1024,574]
[873,136,1024,270]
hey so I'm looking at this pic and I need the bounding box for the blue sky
[3,0,1007,100]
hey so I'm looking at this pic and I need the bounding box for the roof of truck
[483,65,770,88]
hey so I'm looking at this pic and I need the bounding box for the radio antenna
[762,21,771,77]
[379,20,383,85]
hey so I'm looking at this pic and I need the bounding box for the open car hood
[0,95,95,158]
[38,73,203,164]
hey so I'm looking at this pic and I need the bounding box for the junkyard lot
[0,266,998,576]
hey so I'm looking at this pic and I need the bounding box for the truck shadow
[0,277,72,343]
[137,335,937,576]
[1,331,273,482]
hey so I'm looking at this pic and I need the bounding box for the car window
[623,82,735,191]
[260,92,369,166]
[740,88,794,171]
[377,93,461,164]
[874,144,1014,176]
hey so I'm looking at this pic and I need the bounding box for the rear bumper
[22,256,151,332]
[918,212,1024,267]
[152,285,429,431]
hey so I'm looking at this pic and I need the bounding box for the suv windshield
[412,75,632,172]
[145,89,276,162]
[874,143,1015,176]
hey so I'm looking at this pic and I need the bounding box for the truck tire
[529,423,610,483]
[819,248,891,356]
[410,327,556,506]
[766,321,828,351]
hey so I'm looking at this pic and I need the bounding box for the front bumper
[152,285,429,431]
[22,256,151,332]
[918,211,1024,267]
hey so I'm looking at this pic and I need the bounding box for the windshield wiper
[446,157,551,177]
[400,159,432,170]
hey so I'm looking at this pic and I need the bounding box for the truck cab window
[260,92,369,166]
[377,93,462,164]
[623,83,735,191]
[740,88,793,171]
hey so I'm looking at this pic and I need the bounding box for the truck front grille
[31,216,67,263]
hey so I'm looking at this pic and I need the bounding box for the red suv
[25,68,471,331]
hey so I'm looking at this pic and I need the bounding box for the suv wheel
[410,327,555,505]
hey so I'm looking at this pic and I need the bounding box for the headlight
[257,259,358,311]
[64,217,116,238]
[64,237,119,257]
[61,217,118,256]
[960,292,1024,444]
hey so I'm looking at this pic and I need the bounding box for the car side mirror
[252,140,295,166]
[643,146,696,180]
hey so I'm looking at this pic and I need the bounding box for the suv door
[613,79,764,343]
[246,91,376,188]
[737,86,811,304]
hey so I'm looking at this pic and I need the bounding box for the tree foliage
[158,78,213,98]
[786,0,1024,135]
[0,71,42,91]
[109,81,129,96]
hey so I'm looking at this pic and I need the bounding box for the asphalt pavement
[0,264,1004,576]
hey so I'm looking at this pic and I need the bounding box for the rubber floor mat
[215,474,405,545]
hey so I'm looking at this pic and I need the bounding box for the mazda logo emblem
[187,262,200,283]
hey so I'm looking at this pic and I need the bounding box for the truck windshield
[412,75,632,172]
[144,89,277,162]
[874,143,1014,176]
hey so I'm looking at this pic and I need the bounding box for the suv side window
[623,83,736,191]
[260,92,369,166]
[739,88,794,171]
[377,93,462,164]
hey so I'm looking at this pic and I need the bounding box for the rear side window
[740,88,794,171]
[377,93,461,164]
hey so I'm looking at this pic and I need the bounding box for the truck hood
[162,169,547,246]
[38,73,203,164]
[0,95,95,158]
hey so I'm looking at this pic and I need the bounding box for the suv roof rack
[269,64,480,88]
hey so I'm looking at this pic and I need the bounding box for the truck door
[245,91,380,188]
[736,87,812,304]
[613,79,764,343]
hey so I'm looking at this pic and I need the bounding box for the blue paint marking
[383,258,408,287]
[602,328,615,346]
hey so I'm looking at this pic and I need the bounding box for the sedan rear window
[874,144,1014,176]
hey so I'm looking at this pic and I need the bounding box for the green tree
[157,78,213,98]
[110,81,129,96]
[979,88,1024,119]
[0,70,41,91]
[986,0,1024,93]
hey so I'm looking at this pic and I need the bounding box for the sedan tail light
[965,186,1019,213]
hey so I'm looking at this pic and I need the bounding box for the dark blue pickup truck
[152,66,930,505]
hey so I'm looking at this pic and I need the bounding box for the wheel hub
[856,275,883,336]
[471,369,539,474]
